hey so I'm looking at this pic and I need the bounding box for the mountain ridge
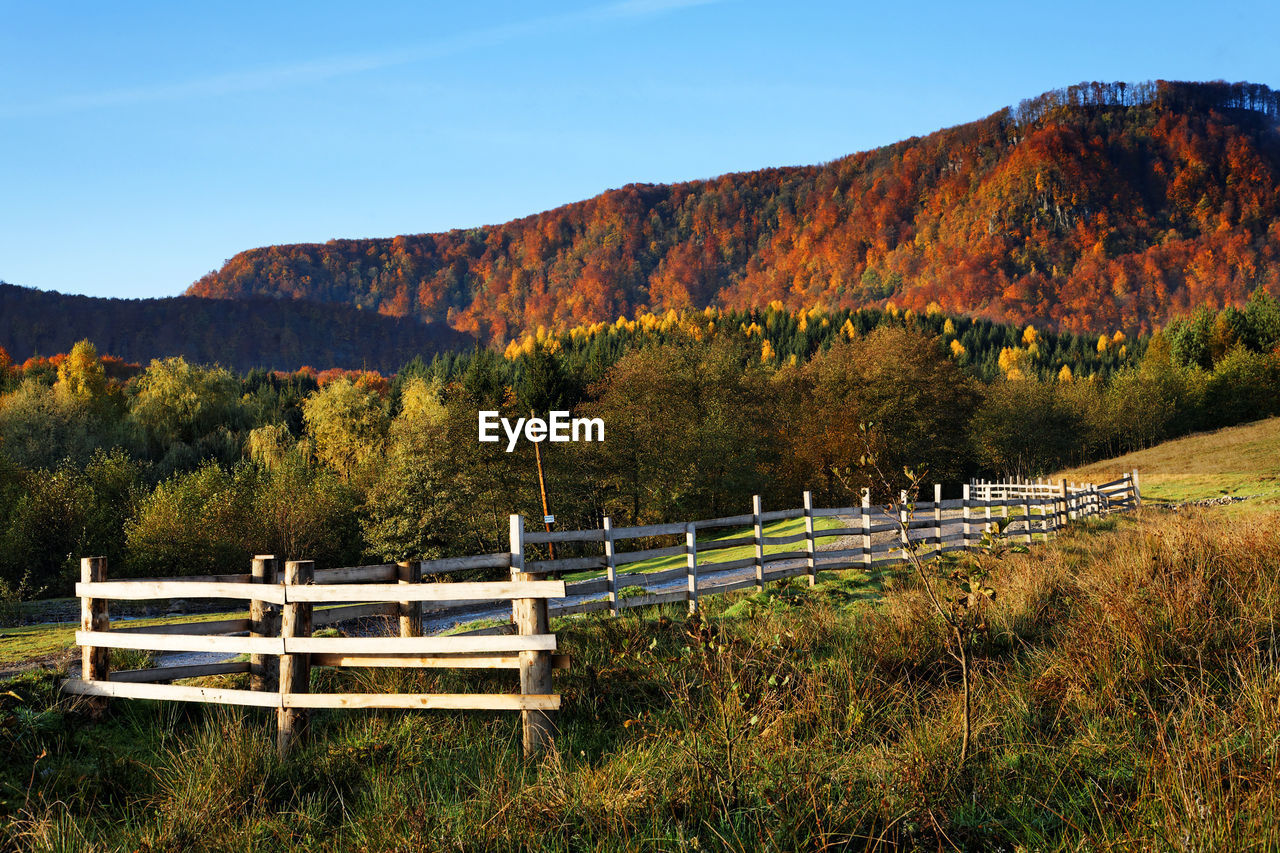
[188,80,1280,342]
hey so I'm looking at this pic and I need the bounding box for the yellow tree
[301,378,389,483]
[56,339,107,400]
[998,346,1031,380]
[129,357,241,452]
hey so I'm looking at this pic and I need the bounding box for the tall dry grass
[3,508,1279,851]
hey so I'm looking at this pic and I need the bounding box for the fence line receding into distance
[62,471,1140,755]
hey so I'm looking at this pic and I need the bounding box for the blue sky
[2,0,1277,299]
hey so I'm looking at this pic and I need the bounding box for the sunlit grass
[1,604,380,671]
[5,509,1279,849]
[564,515,847,581]
[1055,415,1280,513]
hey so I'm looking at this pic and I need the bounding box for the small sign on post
[543,515,555,524]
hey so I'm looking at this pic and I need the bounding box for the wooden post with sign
[511,514,553,754]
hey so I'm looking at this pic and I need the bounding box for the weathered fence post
[397,560,422,638]
[604,517,619,618]
[1024,492,1035,545]
[250,555,279,692]
[984,483,993,535]
[962,484,972,550]
[80,556,109,712]
[1131,469,1142,506]
[511,514,553,755]
[861,489,872,571]
[686,522,699,614]
[277,559,314,758]
[899,490,910,563]
[1058,480,1069,531]
[803,490,817,586]
[752,495,764,593]
[932,484,943,558]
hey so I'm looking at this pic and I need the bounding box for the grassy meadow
[3,505,1279,851]
[4,420,1280,850]
[1056,415,1280,513]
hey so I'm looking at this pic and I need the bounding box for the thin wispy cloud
[592,0,726,17]
[0,0,727,119]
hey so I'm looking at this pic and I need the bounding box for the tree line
[0,282,474,374]
[0,292,1277,600]
[1011,79,1280,126]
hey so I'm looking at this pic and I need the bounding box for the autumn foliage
[189,81,1280,342]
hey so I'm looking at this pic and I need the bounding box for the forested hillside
[2,292,1277,599]
[190,80,1280,342]
[0,283,474,373]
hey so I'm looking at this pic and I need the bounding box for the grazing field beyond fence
[62,471,1140,755]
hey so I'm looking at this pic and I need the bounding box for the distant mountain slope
[0,283,475,373]
[188,80,1280,342]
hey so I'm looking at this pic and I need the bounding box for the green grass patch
[0,609,256,671]
[0,602,391,672]
[1056,415,1280,515]
[563,515,847,581]
[440,617,508,636]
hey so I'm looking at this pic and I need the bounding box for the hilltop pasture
[1057,415,1280,513]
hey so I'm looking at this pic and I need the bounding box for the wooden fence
[62,471,1139,755]
[62,544,566,755]
[539,469,1141,615]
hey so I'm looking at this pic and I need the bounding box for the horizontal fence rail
[64,471,1139,757]
[539,470,1140,617]
[64,552,566,756]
